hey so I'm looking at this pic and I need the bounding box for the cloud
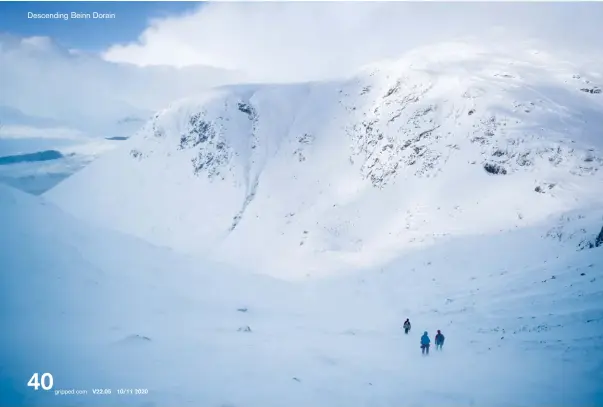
[102,2,603,82]
[0,34,245,138]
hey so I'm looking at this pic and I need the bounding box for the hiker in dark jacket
[435,330,445,350]
[403,319,411,334]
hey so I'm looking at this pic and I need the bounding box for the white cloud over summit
[102,2,603,82]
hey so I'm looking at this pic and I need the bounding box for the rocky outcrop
[596,226,603,248]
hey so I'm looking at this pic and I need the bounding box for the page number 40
[27,373,54,391]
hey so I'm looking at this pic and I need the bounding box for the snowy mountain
[2,40,603,407]
[47,43,603,278]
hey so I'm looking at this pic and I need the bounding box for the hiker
[435,330,445,350]
[420,331,430,355]
[403,318,411,334]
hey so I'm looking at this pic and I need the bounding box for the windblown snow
[2,42,603,406]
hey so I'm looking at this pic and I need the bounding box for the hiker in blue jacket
[435,330,445,350]
[420,331,431,355]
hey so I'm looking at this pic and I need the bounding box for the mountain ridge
[46,42,603,278]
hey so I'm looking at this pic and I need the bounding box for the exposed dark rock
[483,163,507,175]
[230,214,242,231]
[130,149,143,160]
[294,133,315,162]
[516,153,533,167]
[580,87,601,94]
[237,326,252,333]
[237,102,254,116]
[596,226,603,248]
[298,133,314,144]
[384,80,401,98]
[180,114,216,149]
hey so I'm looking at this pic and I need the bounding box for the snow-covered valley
[1,182,602,407]
[1,42,603,407]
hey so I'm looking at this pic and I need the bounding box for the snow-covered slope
[2,183,602,406]
[0,183,295,406]
[47,43,603,278]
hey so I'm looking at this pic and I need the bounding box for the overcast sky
[102,2,603,81]
[1,2,602,83]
